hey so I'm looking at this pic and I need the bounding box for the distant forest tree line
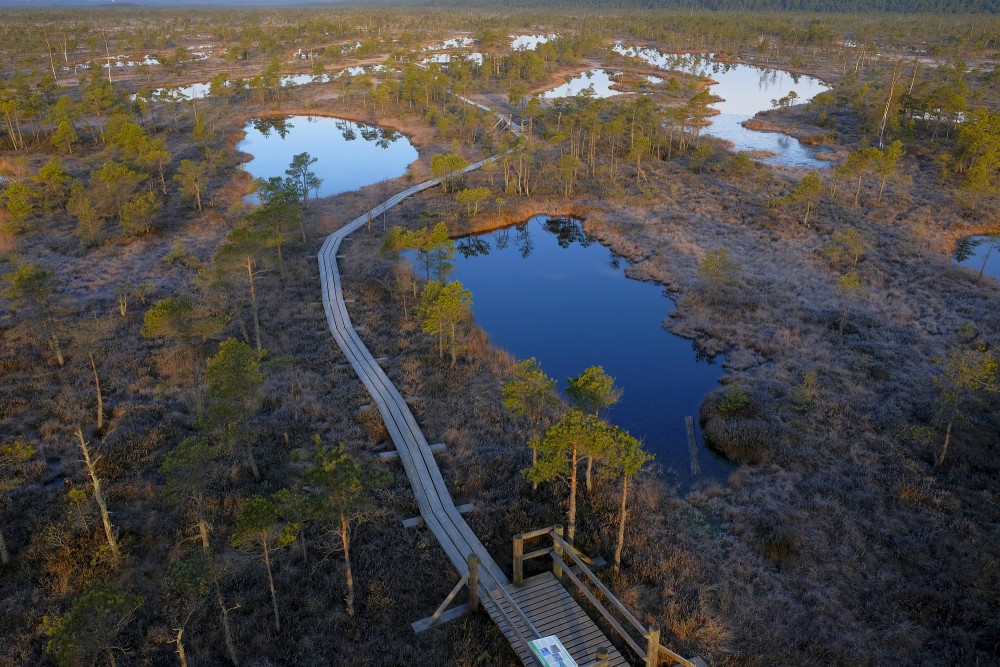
[386,0,998,14]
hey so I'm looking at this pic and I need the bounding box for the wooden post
[512,534,524,586]
[645,625,661,667]
[685,416,701,476]
[467,554,479,612]
[596,647,609,667]
[552,525,564,581]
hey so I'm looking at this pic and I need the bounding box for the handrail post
[552,525,564,581]
[645,625,661,667]
[467,554,479,611]
[513,534,525,586]
[581,647,610,667]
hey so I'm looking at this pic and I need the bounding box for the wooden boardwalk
[318,168,635,666]
[318,165,510,593]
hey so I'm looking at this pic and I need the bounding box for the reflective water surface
[237,116,418,198]
[614,44,831,168]
[421,53,485,66]
[953,235,1000,283]
[425,37,476,50]
[448,216,733,483]
[511,34,557,50]
[541,69,628,99]
[141,66,384,102]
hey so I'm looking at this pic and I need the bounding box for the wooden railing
[512,526,699,667]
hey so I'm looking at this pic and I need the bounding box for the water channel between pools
[446,216,734,484]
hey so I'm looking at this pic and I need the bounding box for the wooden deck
[485,573,630,667]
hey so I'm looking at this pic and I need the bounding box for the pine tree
[526,410,607,544]
[567,366,623,492]
[199,339,264,480]
[231,496,283,632]
[42,583,143,667]
[502,358,562,488]
[605,428,652,573]
[306,441,389,617]
[418,280,472,366]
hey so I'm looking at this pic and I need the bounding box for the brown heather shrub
[356,404,389,440]
[756,522,800,564]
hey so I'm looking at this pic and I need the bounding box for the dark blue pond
[953,235,1000,283]
[449,216,732,484]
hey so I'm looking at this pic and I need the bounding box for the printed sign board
[528,636,580,667]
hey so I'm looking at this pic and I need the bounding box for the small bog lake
[237,116,418,198]
[953,235,1000,283]
[614,44,831,168]
[448,216,733,483]
[541,69,624,99]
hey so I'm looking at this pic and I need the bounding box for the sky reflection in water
[449,216,733,483]
[238,116,418,199]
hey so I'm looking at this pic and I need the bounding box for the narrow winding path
[318,158,510,589]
